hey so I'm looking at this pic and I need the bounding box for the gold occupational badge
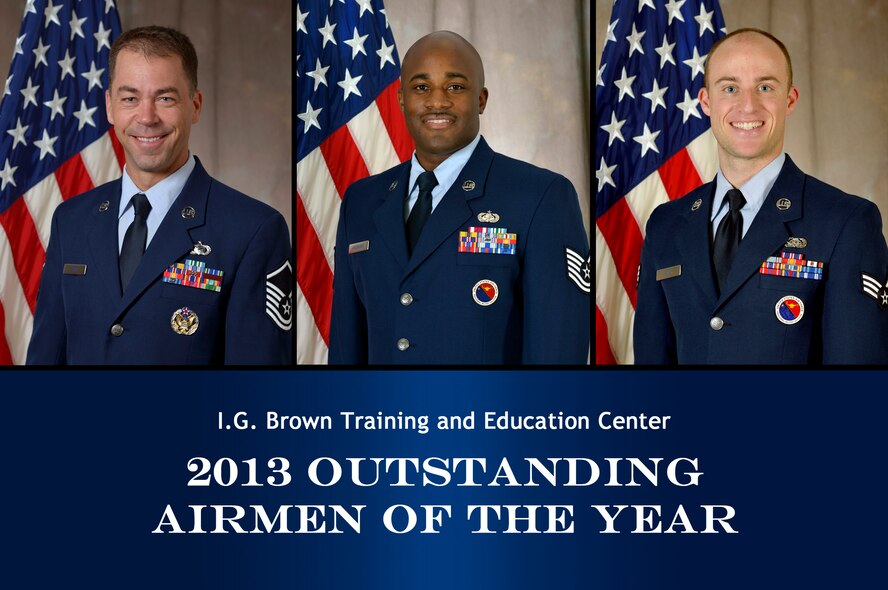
[171,307,199,335]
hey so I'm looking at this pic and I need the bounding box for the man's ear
[698,86,711,117]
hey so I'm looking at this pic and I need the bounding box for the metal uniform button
[397,338,410,351]
[400,293,413,306]
[110,324,124,337]
[709,317,724,331]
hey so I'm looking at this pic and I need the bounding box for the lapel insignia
[462,180,476,191]
[775,198,792,211]
[477,210,500,223]
[861,273,888,310]
[389,180,398,191]
[784,237,807,248]
[171,307,199,335]
[459,226,517,254]
[691,199,702,211]
[163,259,224,292]
[472,279,499,306]
[181,206,196,219]
[190,241,212,256]
[760,251,823,280]
[775,295,804,324]
[98,200,110,212]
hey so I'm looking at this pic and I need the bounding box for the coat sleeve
[821,198,888,363]
[634,208,678,364]
[27,209,67,365]
[223,211,292,365]
[328,187,368,364]
[521,175,590,364]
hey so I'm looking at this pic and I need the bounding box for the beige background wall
[386,0,592,238]
[596,0,888,238]
[0,0,292,229]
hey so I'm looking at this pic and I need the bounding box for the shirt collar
[119,153,196,220]
[408,133,481,194]
[712,152,786,219]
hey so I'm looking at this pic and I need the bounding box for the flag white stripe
[0,225,33,364]
[685,130,719,184]
[22,174,64,250]
[624,169,669,239]
[347,104,401,175]
[81,133,122,187]
[296,282,328,365]
[296,151,341,269]
[596,225,635,364]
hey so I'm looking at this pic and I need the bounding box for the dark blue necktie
[119,193,151,291]
[405,171,438,256]
[712,188,746,295]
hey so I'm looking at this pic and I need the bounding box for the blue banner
[1,370,882,587]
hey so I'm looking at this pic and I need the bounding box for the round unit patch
[472,280,499,306]
[775,296,804,325]
[171,306,199,335]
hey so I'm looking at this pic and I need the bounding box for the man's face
[398,36,487,171]
[699,33,798,170]
[106,49,202,190]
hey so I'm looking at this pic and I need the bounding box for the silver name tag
[348,240,370,254]
[656,265,682,281]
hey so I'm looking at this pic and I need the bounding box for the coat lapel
[372,164,412,271]
[675,182,719,305]
[402,138,493,279]
[86,179,126,304]
[716,156,806,308]
[116,158,211,316]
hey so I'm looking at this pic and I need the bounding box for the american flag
[0,0,122,365]
[295,0,412,364]
[595,0,726,364]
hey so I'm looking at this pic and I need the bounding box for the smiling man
[329,31,590,364]
[634,28,888,364]
[27,26,292,365]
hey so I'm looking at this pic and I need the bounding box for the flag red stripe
[55,153,96,200]
[0,198,46,313]
[108,128,126,169]
[658,147,704,201]
[320,126,371,199]
[0,302,12,364]
[375,81,413,163]
[595,305,617,364]
[596,198,643,308]
[296,191,333,345]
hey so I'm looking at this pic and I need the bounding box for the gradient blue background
[0,370,883,588]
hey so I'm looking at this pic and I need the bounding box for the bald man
[329,31,590,364]
[634,28,888,364]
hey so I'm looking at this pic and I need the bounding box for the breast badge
[775,296,804,325]
[473,279,499,306]
[171,307,199,335]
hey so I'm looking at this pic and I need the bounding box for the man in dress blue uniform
[634,28,888,364]
[329,31,590,364]
[27,26,292,365]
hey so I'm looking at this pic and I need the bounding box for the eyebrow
[714,75,781,85]
[115,85,182,96]
[407,71,469,83]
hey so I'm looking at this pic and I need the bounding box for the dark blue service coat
[329,137,591,364]
[634,155,888,364]
[27,158,292,365]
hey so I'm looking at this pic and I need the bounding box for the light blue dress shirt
[710,152,785,241]
[405,134,482,220]
[118,153,196,252]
